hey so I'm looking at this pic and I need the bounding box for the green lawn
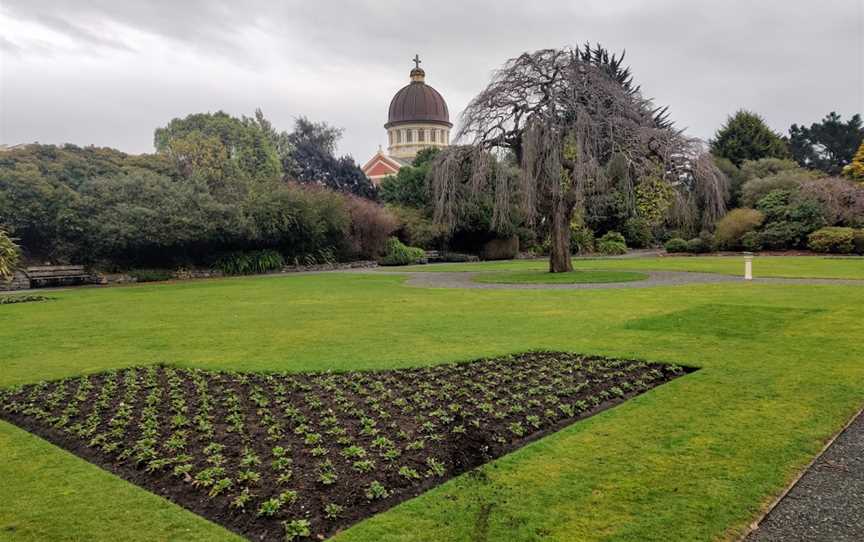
[473,270,648,284]
[399,255,864,280]
[1,267,863,541]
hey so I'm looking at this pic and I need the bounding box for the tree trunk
[548,207,573,273]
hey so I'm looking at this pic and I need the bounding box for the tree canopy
[789,112,864,175]
[286,117,376,199]
[710,110,789,167]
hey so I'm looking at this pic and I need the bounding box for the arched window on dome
[431,130,436,143]
[418,129,425,142]
[396,130,402,144]
[389,131,393,145]
[406,130,413,143]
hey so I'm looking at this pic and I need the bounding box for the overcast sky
[1,0,862,163]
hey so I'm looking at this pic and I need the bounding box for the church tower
[362,55,452,185]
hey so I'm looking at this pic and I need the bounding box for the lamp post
[744,252,753,280]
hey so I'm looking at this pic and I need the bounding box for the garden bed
[0,353,690,541]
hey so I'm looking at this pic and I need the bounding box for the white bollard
[744,253,753,280]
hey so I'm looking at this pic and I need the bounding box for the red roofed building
[362,55,452,185]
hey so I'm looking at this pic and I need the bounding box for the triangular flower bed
[0,352,690,541]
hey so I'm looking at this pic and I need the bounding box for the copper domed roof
[386,67,451,128]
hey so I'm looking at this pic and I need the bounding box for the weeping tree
[431,45,727,272]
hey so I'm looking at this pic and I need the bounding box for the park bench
[25,265,93,288]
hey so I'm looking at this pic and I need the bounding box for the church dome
[385,67,452,128]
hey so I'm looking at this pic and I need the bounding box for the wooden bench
[26,265,93,287]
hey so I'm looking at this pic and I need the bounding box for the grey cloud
[1,0,861,162]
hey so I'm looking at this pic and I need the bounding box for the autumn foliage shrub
[714,209,765,250]
[343,196,398,259]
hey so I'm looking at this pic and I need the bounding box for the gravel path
[745,409,864,541]
[361,270,864,290]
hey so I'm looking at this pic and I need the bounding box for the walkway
[362,270,864,290]
[745,409,864,541]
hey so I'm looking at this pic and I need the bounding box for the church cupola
[363,55,452,185]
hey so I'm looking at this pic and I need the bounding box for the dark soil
[0,352,692,541]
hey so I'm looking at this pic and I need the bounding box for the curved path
[361,270,864,290]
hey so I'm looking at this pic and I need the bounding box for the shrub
[623,217,653,248]
[379,237,426,266]
[664,238,689,253]
[0,229,20,281]
[740,158,800,181]
[740,169,819,207]
[596,232,627,255]
[344,196,398,259]
[854,230,864,255]
[481,237,519,260]
[741,231,763,252]
[799,177,864,228]
[129,269,174,283]
[570,222,595,254]
[0,294,52,305]
[685,237,711,253]
[387,205,447,249]
[714,209,765,250]
[807,227,856,254]
[215,250,285,275]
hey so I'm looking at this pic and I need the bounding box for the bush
[799,177,864,228]
[664,238,689,253]
[569,222,595,254]
[129,269,174,283]
[596,231,627,255]
[215,250,285,275]
[344,196,397,259]
[623,217,653,248]
[481,237,519,260]
[379,238,426,266]
[685,237,711,253]
[807,227,856,254]
[714,209,765,250]
[741,231,763,252]
[387,205,447,249]
[740,169,819,207]
[740,158,800,181]
[854,230,864,255]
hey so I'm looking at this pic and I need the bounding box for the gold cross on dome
[413,54,421,69]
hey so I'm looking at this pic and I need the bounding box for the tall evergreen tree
[789,112,864,175]
[710,110,789,166]
[287,117,376,199]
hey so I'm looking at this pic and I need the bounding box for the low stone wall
[282,260,377,273]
